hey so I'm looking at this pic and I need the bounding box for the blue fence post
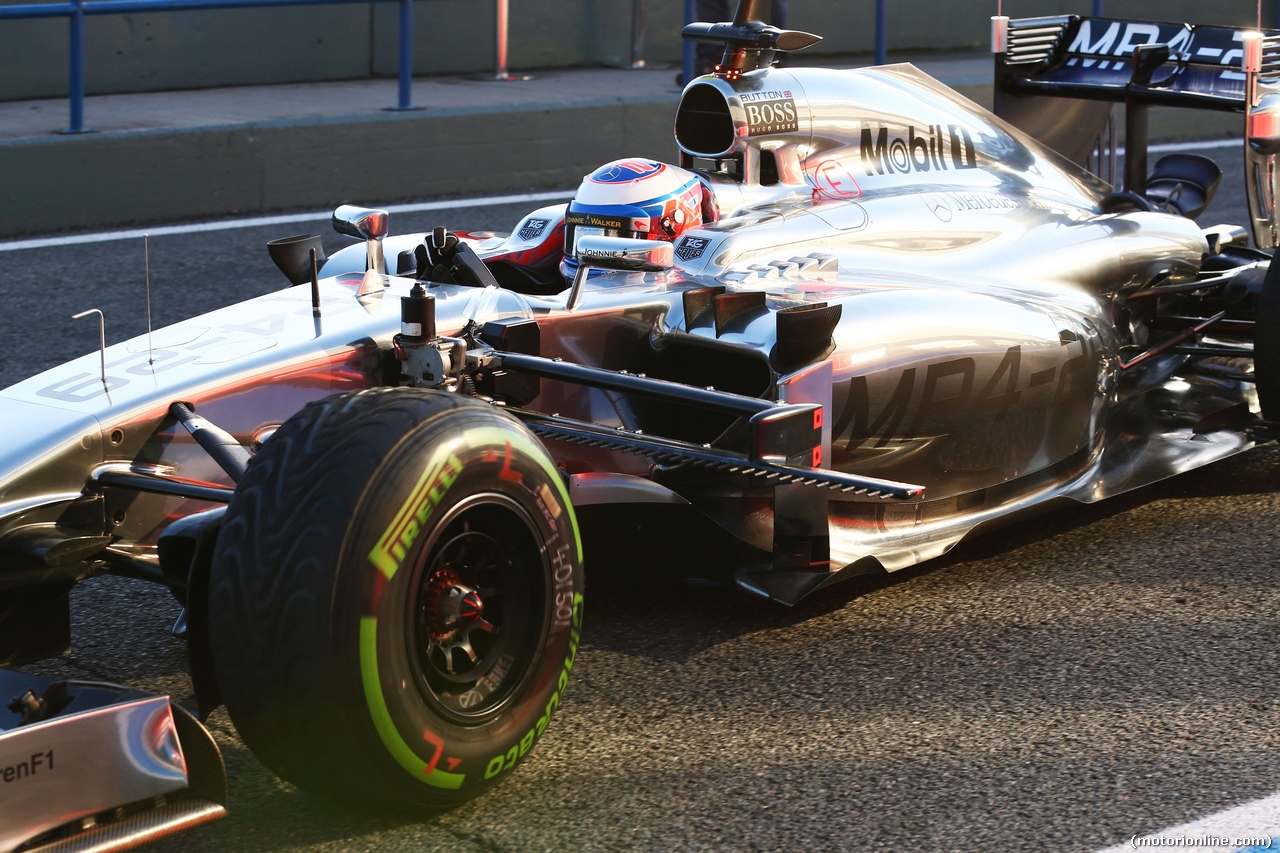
[65,0,86,133]
[385,0,421,110]
[874,0,886,65]
[396,0,411,109]
[682,0,694,85]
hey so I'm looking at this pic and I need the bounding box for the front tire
[206,388,583,810]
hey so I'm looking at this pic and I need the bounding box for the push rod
[169,402,253,483]
[497,352,781,418]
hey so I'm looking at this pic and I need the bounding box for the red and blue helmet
[561,159,716,277]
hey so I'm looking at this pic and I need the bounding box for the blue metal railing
[682,0,695,88]
[0,0,420,133]
[875,0,887,65]
[10,0,1274,135]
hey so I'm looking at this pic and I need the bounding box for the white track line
[0,189,575,253]
[1096,791,1280,853]
[0,138,1248,254]
[1148,137,1241,154]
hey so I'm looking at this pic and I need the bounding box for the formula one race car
[3,0,1280,844]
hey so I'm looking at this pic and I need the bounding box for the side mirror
[267,234,326,285]
[332,205,389,272]
[566,236,674,310]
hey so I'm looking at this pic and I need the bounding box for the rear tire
[206,388,584,810]
[1258,256,1280,420]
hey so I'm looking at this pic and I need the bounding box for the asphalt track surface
[2,144,1279,852]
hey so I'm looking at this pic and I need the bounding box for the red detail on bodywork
[446,757,462,771]
[485,219,567,268]
[129,346,375,550]
[813,409,823,429]
[812,446,822,467]
[811,161,862,199]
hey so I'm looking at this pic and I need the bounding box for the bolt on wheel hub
[429,577,485,639]
[421,568,498,678]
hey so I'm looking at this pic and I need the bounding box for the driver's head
[561,158,716,277]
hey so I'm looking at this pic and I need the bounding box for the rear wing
[992,15,1280,247]
[996,16,1280,109]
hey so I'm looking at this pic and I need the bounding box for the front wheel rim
[406,493,547,726]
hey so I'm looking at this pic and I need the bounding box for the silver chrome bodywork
[0,275,533,555]
[0,696,188,853]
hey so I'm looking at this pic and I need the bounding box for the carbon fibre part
[518,413,922,499]
[18,800,226,853]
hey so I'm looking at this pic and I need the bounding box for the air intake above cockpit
[676,84,736,157]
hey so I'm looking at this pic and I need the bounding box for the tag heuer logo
[676,236,709,261]
[518,218,549,241]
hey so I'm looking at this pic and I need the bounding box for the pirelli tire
[1259,255,1280,420]
[206,388,584,810]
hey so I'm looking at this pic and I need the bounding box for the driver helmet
[561,158,717,278]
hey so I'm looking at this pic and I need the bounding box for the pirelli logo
[369,452,463,578]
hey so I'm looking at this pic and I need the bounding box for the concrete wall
[0,6,372,98]
[0,0,1273,101]
[0,96,679,233]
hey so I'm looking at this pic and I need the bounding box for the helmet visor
[563,211,657,258]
